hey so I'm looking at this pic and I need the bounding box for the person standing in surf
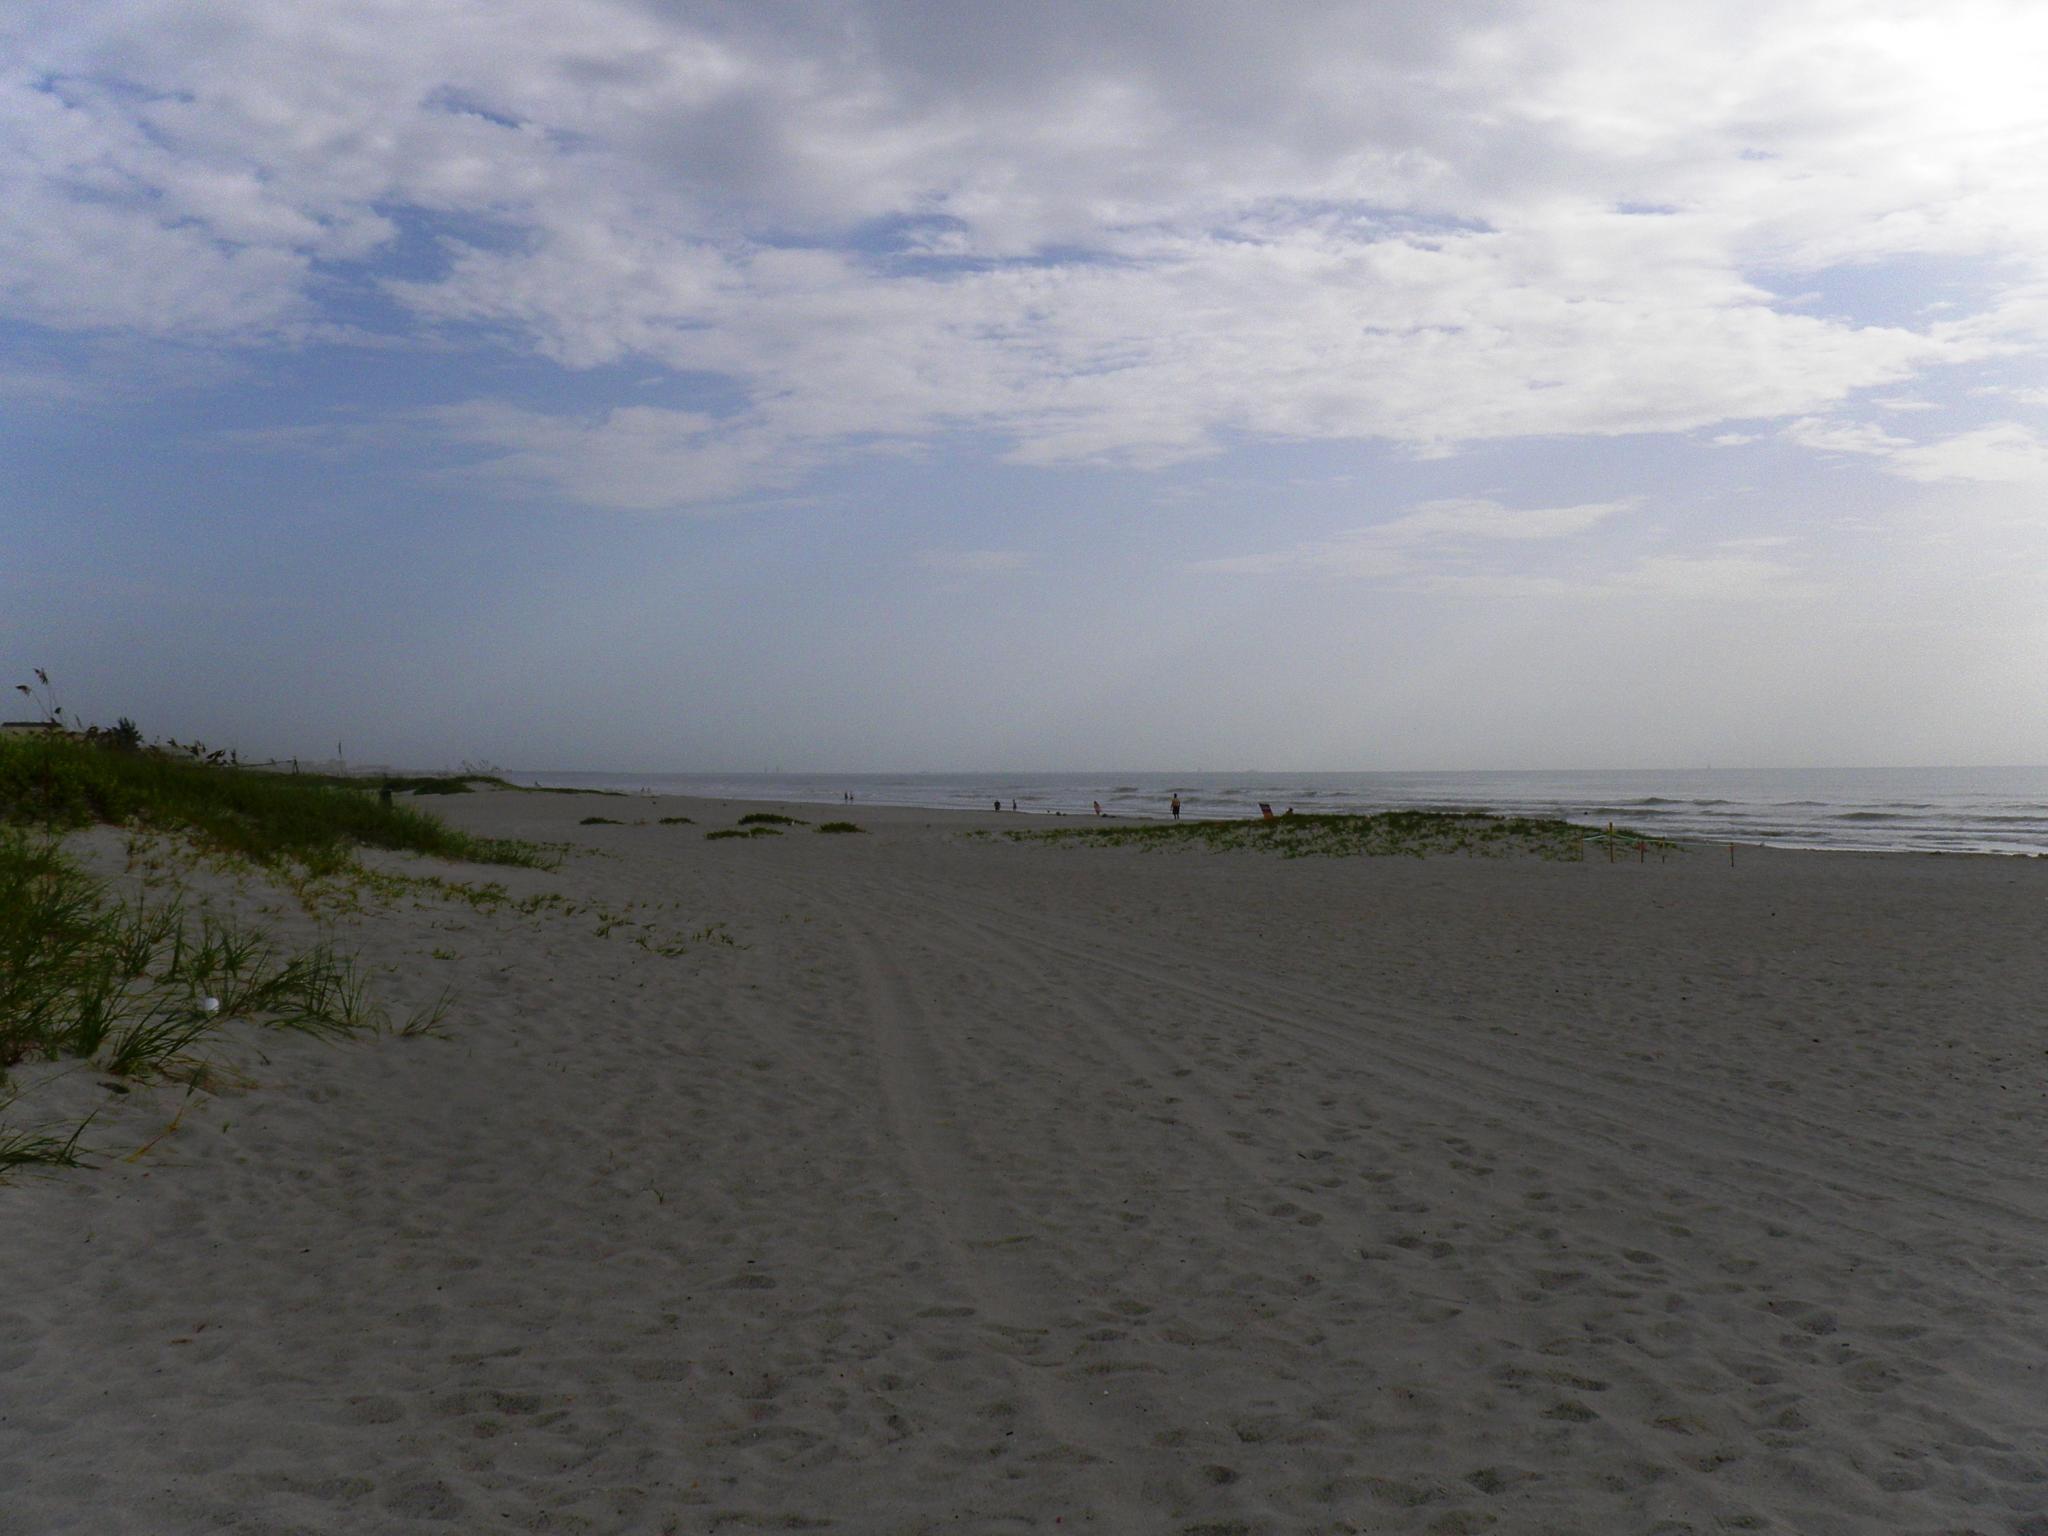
[1171,793,1181,819]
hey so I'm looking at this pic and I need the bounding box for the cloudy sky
[6,0,2046,770]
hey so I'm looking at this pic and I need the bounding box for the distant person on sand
[994,800,1001,812]
[1093,800,1103,817]
[1171,793,1181,819]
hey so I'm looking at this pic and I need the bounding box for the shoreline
[509,777,2048,859]
[500,771,2048,858]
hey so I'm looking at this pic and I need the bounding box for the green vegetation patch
[707,826,783,840]
[0,831,445,1173]
[0,734,552,874]
[267,772,629,798]
[578,816,626,826]
[0,1113,90,1175]
[737,812,807,826]
[399,778,476,795]
[817,821,865,834]
[1009,809,1672,861]
[277,770,493,794]
[657,815,694,825]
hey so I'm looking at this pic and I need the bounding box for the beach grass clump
[817,821,865,834]
[0,831,411,1072]
[1010,809,1672,861]
[1,830,438,1175]
[0,732,551,874]
[0,1102,91,1173]
[578,816,625,826]
[707,826,782,840]
[657,815,694,825]
[737,812,807,826]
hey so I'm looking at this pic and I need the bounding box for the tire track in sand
[833,902,1160,1531]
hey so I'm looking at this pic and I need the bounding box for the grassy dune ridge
[0,734,552,873]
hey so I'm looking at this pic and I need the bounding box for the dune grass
[707,826,782,840]
[578,816,626,826]
[0,1105,91,1173]
[0,733,551,874]
[0,829,439,1174]
[1009,809,1671,861]
[279,771,485,794]
[737,812,807,826]
[278,770,625,798]
[657,815,694,826]
[817,821,865,834]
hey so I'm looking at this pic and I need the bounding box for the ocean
[507,766,2048,857]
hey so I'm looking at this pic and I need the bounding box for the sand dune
[4,794,2045,1534]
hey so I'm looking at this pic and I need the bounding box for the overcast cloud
[5,1,2046,768]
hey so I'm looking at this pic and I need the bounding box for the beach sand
[4,793,2046,1534]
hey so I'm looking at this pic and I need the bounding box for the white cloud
[1784,417,1911,456]
[1785,415,2048,485]
[1889,422,2048,485]
[5,1,2048,500]
[1193,498,1828,604]
[426,401,812,510]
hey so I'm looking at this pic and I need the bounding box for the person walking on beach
[1093,800,1103,817]
[1171,793,1181,819]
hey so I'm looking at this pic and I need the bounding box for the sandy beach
[5,791,2046,1535]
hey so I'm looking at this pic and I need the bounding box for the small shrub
[737,812,806,826]
[817,821,865,834]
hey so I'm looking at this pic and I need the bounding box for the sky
[4,0,2047,772]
